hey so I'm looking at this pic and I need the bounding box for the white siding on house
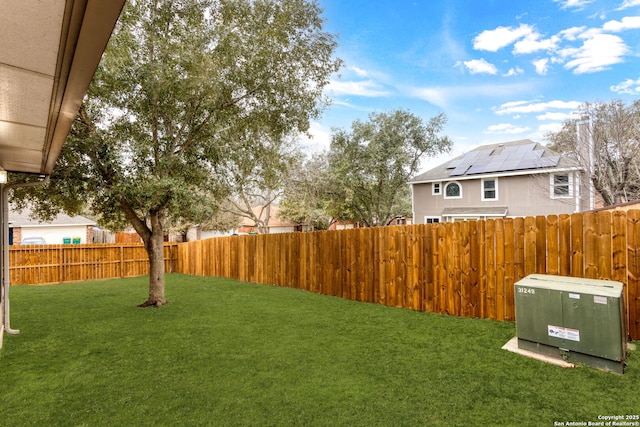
[20,225,89,244]
[412,172,586,223]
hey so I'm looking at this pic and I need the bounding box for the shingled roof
[411,139,581,183]
[9,207,95,227]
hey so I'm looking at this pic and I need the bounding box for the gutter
[409,166,584,185]
[1,176,50,337]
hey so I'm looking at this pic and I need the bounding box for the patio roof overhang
[0,0,126,176]
[441,207,509,218]
[0,0,125,346]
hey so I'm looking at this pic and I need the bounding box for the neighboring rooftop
[9,206,95,227]
[411,139,581,183]
[240,205,297,228]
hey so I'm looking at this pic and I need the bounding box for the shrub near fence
[177,210,640,341]
[10,243,178,286]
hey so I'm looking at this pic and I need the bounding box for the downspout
[2,176,50,336]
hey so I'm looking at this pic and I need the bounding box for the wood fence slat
[444,223,455,315]
[460,221,472,318]
[583,211,598,279]
[451,222,462,316]
[495,218,505,322]
[424,223,437,312]
[436,223,447,314]
[558,214,571,276]
[468,220,480,319]
[524,216,536,276]
[477,220,487,319]
[612,210,627,285]
[596,210,612,280]
[546,215,559,275]
[504,218,515,322]
[485,219,496,320]
[535,216,547,274]
[627,210,640,340]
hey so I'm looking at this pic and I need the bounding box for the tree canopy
[279,153,333,230]
[11,0,341,306]
[280,110,452,227]
[546,100,640,207]
[218,134,303,234]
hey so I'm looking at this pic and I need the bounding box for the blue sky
[303,0,640,171]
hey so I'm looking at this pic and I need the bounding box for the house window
[432,182,441,195]
[551,173,572,198]
[482,178,498,201]
[424,216,440,224]
[444,182,462,199]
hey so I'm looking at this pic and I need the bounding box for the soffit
[0,0,125,175]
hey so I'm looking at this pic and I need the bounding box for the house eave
[410,166,583,185]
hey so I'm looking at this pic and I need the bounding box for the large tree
[11,0,340,306]
[324,110,452,227]
[546,100,640,206]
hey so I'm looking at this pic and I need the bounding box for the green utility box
[515,274,626,374]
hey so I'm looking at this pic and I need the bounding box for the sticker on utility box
[548,325,580,342]
[593,295,608,305]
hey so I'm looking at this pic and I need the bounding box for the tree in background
[325,110,452,227]
[218,133,303,234]
[546,100,640,206]
[11,0,340,307]
[279,153,333,230]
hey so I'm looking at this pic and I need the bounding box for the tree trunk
[119,201,169,307]
[139,211,168,307]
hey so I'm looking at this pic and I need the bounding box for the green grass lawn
[0,274,638,426]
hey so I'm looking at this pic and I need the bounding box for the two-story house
[410,139,591,224]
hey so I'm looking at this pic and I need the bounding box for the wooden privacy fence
[10,243,178,285]
[176,210,640,341]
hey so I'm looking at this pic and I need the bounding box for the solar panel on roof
[445,142,559,176]
[537,156,560,168]
[447,158,462,168]
[463,164,482,174]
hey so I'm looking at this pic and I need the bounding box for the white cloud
[559,26,588,41]
[473,24,533,52]
[298,121,332,153]
[499,100,531,109]
[536,112,575,121]
[610,77,640,94]
[532,58,550,75]
[513,33,560,54]
[325,79,391,97]
[504,67,524,77]
[554,0,594,10]
[411,83,534,108]
[602,16,640,32]
[413,87,451,107]
[460,58,498,74]
[561,33,628,74]
[617,0,640,10]
[349,66,370,77]
[539,122,564,133]
[485,123,531,134]
[494,100,582,115]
